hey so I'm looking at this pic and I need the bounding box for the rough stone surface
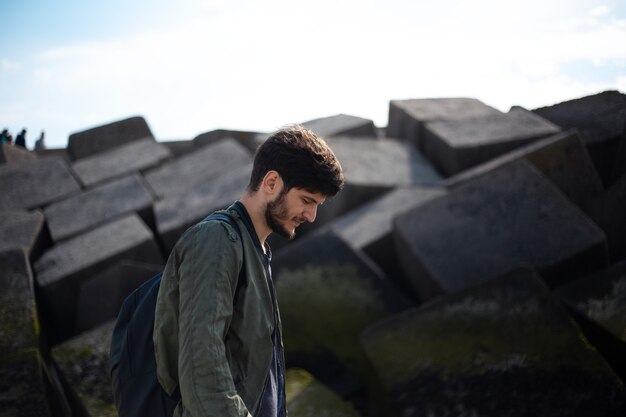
[286,368,361,417]
[193,128,263,153]
[75,260,162,332]
[72,138,172,187]
[612,126,626,182]
[34,214,162,343]
[45,174,155,242]
[362,268,626,417]
[0,143,36,164]
[422,108,561,176]
[387,97,502,149]
[145,138,252,198]
[273,231,412,391]
[394,159,607,302]
[51,321,116,417]
[533,90,626,185]
[67,116,154,160]
[0,156,81,210]
[156,164,251,253]
[0,209,47,258]
[445,129,605,214]
[588,173,626,262]
[302,114,378,138]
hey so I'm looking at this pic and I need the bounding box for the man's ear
[261,170,282,195]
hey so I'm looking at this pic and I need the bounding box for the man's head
[247,125,344,239]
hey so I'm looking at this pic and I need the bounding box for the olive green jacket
[154,207,278,417]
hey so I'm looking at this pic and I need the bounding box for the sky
[1,0,625,149]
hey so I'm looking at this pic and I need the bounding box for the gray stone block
[161,139,195,157]
[387,97,502,149]
[51,321,116,417]
[0,156,81,210]
[155,164,251,253]
[394,159,607,302]
[34,214,162,343]
[533,90,626,185]
[422,108,561,176]
[445,130,604,215]
[555,261,626,381]
[273,231,412,389]
[72,138,172,187]
[0,209,47,258]
[301,114,378,138]
[612,125,626,184]
[193,128,263,153]
[67,116,154,160]
[0,143,36,164]
[75,260,162,332]
[45,174,155,242]
[588,173,626,262]
[286,369,361,417]
[145,139,252,198]
[361,268,626,417]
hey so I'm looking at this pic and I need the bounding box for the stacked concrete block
[67,116,154,160]
[361,268,626,417]
[387,97,502,149]
[394,159,607,302]
[0,142,36,164]
[144,138,252,198]
[155,164,251,253]
[533,90,626,185]
[286,369,361,417]
[302,113,378,138]
[588,173,626,262]
[0,156,81,210]
[273,231,412,391]
[34,214,162,343]
[51,321,116,417]
[193,128,264,153]
[72,138,172,187]
[44,174,155,242]
[422,108,561,176]
[0,209,47,259]
[446,130,604,215]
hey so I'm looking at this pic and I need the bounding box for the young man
[153,125,344,417]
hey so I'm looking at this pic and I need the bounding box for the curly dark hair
[248,125,344,196]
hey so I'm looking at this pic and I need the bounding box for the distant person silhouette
[0,129,9,144]
[34,131,46,150]
[15,128,27,148]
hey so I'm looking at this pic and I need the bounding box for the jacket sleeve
[175,220,252,417]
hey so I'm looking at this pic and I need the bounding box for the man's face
[265,185,326,239]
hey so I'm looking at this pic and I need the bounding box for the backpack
[109,212,241,417]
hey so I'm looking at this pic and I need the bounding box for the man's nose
[304,205,318,223]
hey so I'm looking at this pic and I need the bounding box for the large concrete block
[555,261,626,381]
[45,174,155,242]
[286,369,361,417]
[361,268,626,417]
[0,209,47,259]
[145,138,252,198]
[422,108,561,176]
[0,142,36,164]
[387,97,502,149]
[155,164,251,253]
[302,114,378,138]
[394,159,607,302]
[533,90,626,185]
[273,231,412,391]
[67,116,154,160]
[75,260,162,332]
[588,173,626,262]
[0,156,81,210]
[446,130,604,215]
[72,138,172,187]
[34,214,162,343]
[193,128,263,153]
[612,126,626,182]
[51,321,116,417]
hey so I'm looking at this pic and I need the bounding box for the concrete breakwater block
[34,214,162,343]
[394,159,607,302]
[422,108,561,176]
[45,174,155,242]
[68,116,154,160]
[286,368,361,417]
[51,321,116,417]
[193,128,263,153]
[145,138,252,198]
[1,142,36,164]
[0,209,47,259]
[588,173,626,262]
[75,260,163,333]
[302,113,378,138]
[446,130,604,215]
[533,90,626,185]
[0,156,81,210]
[387,97,501,149]
[155,164,251,253]
[72,138,172,187]
[273,231,411,389]
[361,268,626,417]
[556,261,626,380]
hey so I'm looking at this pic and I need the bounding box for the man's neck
[239,193,271,249]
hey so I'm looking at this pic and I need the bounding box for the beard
[265,187,301,239]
